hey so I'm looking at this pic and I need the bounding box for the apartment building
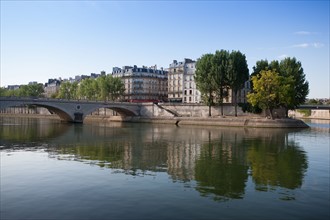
[44,79,61,98]
[168,59,201,103]
[112,65,168,102]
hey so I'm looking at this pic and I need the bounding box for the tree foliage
[228,50,249,116]
[0,83,44,97]
[57,75,125,101]
[195,50,249,116]
[279,57,309,110]
[250,57,309,117]
[195,53,216,116]
[213,50,230,115]
[247,70,295,119]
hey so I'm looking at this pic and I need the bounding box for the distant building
[74,75,89,82]
[44,79,61,98]
[7,85,20,90]
[112,65,168,102]
[90,73,98,79]
[168,59,201,103]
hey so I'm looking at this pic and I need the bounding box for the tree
[79,78,96,100]
[278,57,309,116]
[57,81,78,100]
[96,75,109,101]
[213,50,230,116]
[247,70,284,119]
[195,53,216,116]
[228,50,249,116]
[16,83,44,97]
[108,75,125,101]
[250,57,309,117]
[251,60,269,78]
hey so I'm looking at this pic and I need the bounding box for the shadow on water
[0,116,308,201]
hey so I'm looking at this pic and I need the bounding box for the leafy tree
[79,78,96,100]
[195,53,216,116]
[0,87,7,96]
[250,57,309,117]
[228,50,249,116]
[247,70,284,119]
[251,60,269,78]
[57,81,78,100]
[16,83,44,97]
[213,50,230,116]
[278,57,309,115]
[96,75,109,101]
[108,75,125,101]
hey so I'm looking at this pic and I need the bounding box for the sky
[0,0,329,99]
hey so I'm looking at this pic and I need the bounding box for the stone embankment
[126,116,309,128]
[1,104,310,128]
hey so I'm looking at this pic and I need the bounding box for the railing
[0,96,140,105]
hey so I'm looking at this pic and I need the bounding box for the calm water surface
[0,116,329,220]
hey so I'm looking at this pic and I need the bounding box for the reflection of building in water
[167,142,201,181]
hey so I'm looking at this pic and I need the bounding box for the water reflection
[0,117,308,201]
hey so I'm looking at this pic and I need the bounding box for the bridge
[296,105,330,110]
[0,97,142,123]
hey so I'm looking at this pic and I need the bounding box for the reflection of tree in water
[193,129,308,201]
[6,118,308,201]
[194,132,248,201]
[246,136,308,191]
[0,117,70,144]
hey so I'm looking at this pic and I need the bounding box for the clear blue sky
[1,0,329,98]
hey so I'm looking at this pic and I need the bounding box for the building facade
[168,59,201,103]
[112,65,168,102]
[44,79,61,98]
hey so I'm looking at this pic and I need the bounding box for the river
[0,116,329,220]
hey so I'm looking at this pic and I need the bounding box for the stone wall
[289,109,330,119]
[139,103,253,118]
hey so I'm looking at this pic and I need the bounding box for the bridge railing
[0,96,141,105]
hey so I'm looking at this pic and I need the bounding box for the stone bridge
[0,97,143,123]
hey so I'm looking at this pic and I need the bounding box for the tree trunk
[220,89,224,116]
[208,90,212,117]
[234,90,238,117]
[269,108,274,119]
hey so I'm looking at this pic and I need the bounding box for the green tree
[57,81,78,100]
[108,75,125,101]
[79,78,94,100]
[195,53,216,116]
[96,75,108,101]
[213,50,230,116]
[247,70,283,119]
[251,60,269,78]
[279,57,309,115]
[17,83,44,97]
[228,50,249,116]
[0,87,9,96]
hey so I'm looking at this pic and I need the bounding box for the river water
[0,116,329,220]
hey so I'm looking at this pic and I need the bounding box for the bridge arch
[0,98,141,123]
[1,101,75,122]
[83,105,137,118]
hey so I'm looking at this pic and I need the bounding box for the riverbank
[0,113,309,128]
[126,116,309,128]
